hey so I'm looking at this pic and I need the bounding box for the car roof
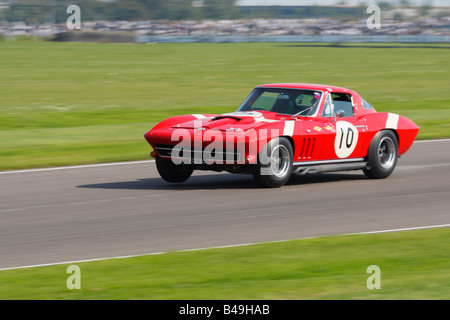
[256,83,357,95]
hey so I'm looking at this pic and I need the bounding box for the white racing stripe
[192,114,206,119]
[283,120,295,136]
[1,223,448,271]
[386,113,400,129]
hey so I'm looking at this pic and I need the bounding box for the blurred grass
[0,40,449,170]
[0,228,448,299]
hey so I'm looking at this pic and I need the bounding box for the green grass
[0,228,448,300]
[0,40,449,170]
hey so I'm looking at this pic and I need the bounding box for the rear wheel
[251,137,293,188]
[363,130,398,179]
[155,157,194,183]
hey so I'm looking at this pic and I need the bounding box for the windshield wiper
[291,99,320,118]
[291,107,312,118]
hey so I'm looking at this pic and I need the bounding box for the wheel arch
[281,135,296,155]
[364,128,399,159]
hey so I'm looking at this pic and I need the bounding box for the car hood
[172,111,281,132]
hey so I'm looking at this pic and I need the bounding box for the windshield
[237,88,322,116]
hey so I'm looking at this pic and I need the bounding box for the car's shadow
[77,172,367,191]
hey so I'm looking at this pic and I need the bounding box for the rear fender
[359,112,419,156]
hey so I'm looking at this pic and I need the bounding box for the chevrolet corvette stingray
[144,83,419,187]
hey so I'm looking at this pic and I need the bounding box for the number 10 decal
[334,121,359,158]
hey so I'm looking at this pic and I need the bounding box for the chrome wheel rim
[378,136,396,169]
[270,144,290,177]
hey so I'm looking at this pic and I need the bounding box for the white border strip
[413,139,450,143]
[343,223,450,235]
[0,160,155,175]
[1,223,448,272]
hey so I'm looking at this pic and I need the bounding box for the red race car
[144,83,419,187]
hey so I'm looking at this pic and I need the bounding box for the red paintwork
[144,83,419,165]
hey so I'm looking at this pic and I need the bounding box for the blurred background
[0,0,449,41]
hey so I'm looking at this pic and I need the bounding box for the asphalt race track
[1,140,449,269]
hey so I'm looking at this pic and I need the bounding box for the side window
[361,98,374,110]
[331,93,354,118]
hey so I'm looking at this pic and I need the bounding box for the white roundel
[334,121,359,158]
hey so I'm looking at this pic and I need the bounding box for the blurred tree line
[5,0,431,23]
[4,0,239,22]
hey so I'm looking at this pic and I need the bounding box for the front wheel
[155,157,194,183]
[251,137,293,188]
[363,130,398,179]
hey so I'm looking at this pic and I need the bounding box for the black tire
[363,130,398,179]
[155,157,194,183]
[251,137,294,188]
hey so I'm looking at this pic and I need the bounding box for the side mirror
[333,110,345,122]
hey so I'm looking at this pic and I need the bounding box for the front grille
[154,144,242,164]
[154,144,174,157]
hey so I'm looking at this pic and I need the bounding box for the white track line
[0,160,155,175]
[1,223,448,272]
[0,139,449,175]
[413,139,450,143]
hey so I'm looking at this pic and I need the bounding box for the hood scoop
[173,116,241,129]
[172,112,269,131]
[212,115,242,122]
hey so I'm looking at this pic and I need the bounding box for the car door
[290,91,326,162]
[316,91,368,160]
